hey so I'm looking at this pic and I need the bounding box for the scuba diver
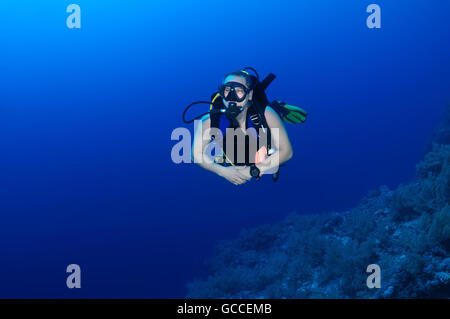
[182,67,307,185]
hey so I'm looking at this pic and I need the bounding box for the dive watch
[250,164,261,179]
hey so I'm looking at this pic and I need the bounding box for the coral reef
[186,106,450,298]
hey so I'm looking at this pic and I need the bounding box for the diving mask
[218,81,251,103]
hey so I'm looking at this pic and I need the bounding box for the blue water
[0,0,449,298]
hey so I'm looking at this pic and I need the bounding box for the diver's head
[219,71,254,109]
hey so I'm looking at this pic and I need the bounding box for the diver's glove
[271,100,307,124]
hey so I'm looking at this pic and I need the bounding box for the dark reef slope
[187,106,450,298]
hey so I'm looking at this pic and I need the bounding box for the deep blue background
[0,0,449,297]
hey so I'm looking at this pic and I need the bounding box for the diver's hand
[219,166,251,185]
[235,165,252,180]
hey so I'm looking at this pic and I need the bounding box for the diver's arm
[256,106,293,174]
[192,115,249,184]
[192,115,224,175]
